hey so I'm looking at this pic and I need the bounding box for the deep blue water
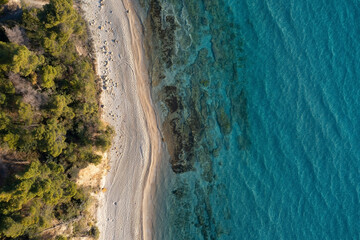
[146,0,360,239]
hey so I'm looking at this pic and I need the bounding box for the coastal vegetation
[0,0,112,238]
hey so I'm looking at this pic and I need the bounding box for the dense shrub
[0,161,78,237]
[0,42,44,76]
[40,65,59,88]
[90,226,100,239]
[0,0,114,238]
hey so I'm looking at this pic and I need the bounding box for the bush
[0,161,78,237]
[0,217,25,238]
[22,8,42,33]
[41,65,58,88]
[0,0,112,237]
[0,93,5,104]
[3,132,19,150]
[0,76,15,94]
[90,226,100,239]
[0,112,10,130]
[95,125,114,151]
[43,0,76,28]
[0,42,43,76]
[11,46,44,76]
[18,102,33,124]
[36,119,67,157]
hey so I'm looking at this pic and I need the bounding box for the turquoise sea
[142,0,360,239]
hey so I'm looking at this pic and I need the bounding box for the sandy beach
[80,0,160,239]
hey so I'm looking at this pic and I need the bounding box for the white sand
[80,0,161,239]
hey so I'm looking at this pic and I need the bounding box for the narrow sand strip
[81,0,160,239]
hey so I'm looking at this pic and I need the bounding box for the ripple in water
[142,0,360,239]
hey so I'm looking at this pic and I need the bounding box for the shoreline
[122,0,162,239]
[80,0,161,239]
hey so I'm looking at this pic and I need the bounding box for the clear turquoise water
[145,0,360,239]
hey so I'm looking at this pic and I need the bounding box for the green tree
[43,0,76,28]
[36,119,67,157]
[0,0,112,237]
[3,133,19,150]
[0,42,43,76]
[41,65,59,88]
[0,112,10,130]
[43,32,62,56]
[0,41,18,69]
[0,160,78,237]
[22,8,46,44]
[95,125,114,151]
[0,93,5,104]
[48,94,74,120]
[1,217,25,238]
[18,102,33,125]
[90,226,100,239]
[11,46,44,76]
[22,8,41,33]
[0,76,15,94]
[17,131,37,152]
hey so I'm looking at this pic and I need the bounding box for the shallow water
[142,0,360,239]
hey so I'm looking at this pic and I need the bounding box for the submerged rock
[216,107,232,135]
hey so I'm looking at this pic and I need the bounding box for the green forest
[0,0,112,238]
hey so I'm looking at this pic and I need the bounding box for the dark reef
[144,0,250,238]
[145,0,250,174]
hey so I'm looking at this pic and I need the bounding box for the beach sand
[81,0,160,239]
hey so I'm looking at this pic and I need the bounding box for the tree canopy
[43,0,76,28]
[0,42,43,77]
[0,160,78,238]
[0,0,114,238]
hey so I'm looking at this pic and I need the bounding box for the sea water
[142,0,360,239]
